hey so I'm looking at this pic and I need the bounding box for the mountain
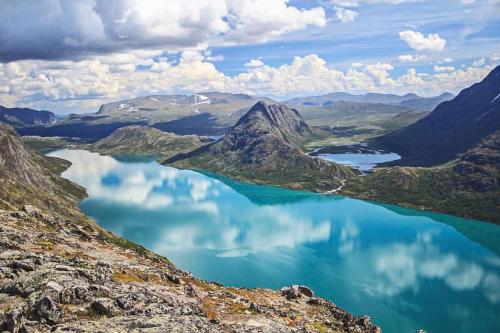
[286,92,453,110]
[95,92,276,135]
[165,101,357,192]
[88,125,209,159]
[18,92,276,139]
[0,106,56,127]
[399,92,454,110]
[0,119,378,333]
[379,110,429,132]
[378,66,500,166]
[0,124,85,214]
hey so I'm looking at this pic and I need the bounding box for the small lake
[48,149,500,333]
[315,152,401,171]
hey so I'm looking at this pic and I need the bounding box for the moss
[37,239,54,251]
[311,321,329,332]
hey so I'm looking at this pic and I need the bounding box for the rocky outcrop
[165,101,357,192]
[0,123,380,332]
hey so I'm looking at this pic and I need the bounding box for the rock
[23,205,39,215]
[46,281,63,293]
[8,260,35,272]
[5,309,22,333]
[91,298,115,317]
[33,296,60,324]
[280,285,314,300]
[54,264,75,272]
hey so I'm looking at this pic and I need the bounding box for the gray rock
[280,285,314,300]
[91,298,115,317]
[23,205,39,216]
[33,296,60,324]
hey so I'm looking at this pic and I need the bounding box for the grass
[111,271,145,283]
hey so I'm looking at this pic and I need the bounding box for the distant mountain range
[285,92,454,110]
[165,101,356,192]
[13,91,450,140]
[379,65,500,166]
[0,106,56,127]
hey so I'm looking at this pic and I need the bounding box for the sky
[0,0,499,114]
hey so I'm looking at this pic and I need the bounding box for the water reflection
[47,149,500,333]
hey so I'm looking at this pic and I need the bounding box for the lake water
[48,149,500,333]
[315,152,401,171]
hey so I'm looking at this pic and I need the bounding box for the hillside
[0,125,379,332]
[379,110,429,132]
[377,66,500,166]
[0,106,56,128]
[165,101,357,192]
[88,125,209,159]
[342,130,500,223]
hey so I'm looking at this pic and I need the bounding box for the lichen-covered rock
[32,295,61,324]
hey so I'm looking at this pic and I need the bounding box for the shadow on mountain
[17,121,148,140]
[153,113,230,136]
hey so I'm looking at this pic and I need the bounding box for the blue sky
[0,0,498,114]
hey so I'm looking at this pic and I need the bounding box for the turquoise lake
[48,149,500,333]
[315,152,401,171]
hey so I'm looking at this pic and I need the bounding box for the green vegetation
[87,125,208,159]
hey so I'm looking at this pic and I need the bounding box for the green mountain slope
[165,101,357,192]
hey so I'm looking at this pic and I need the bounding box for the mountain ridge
[0,106,56,128]
[378,65,500,166]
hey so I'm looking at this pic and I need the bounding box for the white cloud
[398,54,427,62]
[0,0,326,62]
[433,65,455,72]
[335,7,359,23]
[244,59,265,68]
[0,52,495,113]
[399,30,446,51]
[473,57,486,67]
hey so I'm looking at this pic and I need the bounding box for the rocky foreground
[0,123,379,332]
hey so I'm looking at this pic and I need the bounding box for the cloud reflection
[49,149,331,257]
[368,231,500,303]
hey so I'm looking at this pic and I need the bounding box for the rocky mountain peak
[236,101,312,142]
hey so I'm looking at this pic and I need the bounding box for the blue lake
[48,149,500,333]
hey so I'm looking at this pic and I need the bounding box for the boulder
[280,285,314,300]
[33,296,60,324]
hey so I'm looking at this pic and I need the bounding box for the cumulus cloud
[0,0,326,62]
[399,30,446,51]
[0,51,496,113]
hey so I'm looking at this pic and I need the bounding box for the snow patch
[492,91,500,103]
[192,94,211,106]
[117,103,135,112]
[149,97,159,102]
